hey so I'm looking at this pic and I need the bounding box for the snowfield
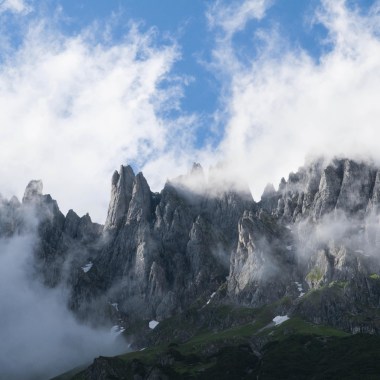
[149,320,159,329]
[273,315,290,326]
[81,262,93,273]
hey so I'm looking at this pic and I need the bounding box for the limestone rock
[228,210,295,307]
[104,165,135,230]
[5,157,380,336]
[22,180,43,203]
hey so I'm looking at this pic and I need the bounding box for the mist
[0,212,127,380]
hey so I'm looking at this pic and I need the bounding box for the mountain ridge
[3,157,380,379]
[3,157,380,330]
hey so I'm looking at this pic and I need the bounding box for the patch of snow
[355,250,364,254]
[81,262,93,273]
[149,320,159,329]
[286,245,292,251]
[140,347,146,351]
[273,315,290,326]
[206,292,216,305]
[285,226,292,230]
[300,292,305,297]
[110,325,125,336]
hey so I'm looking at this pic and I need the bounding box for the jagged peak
[9,195,20,207]
[105,164,138,230]
[111,170,120,186]
[133,172,151,194]
[262,157,380,221]
[261,183,276,200]
[120,164,135,178]
[66,209,79,220]
[81,212,93,224]
[190,162,204,175]
[22,180,43,203]
[278,177,287,191]
[168,163,206,196]
[111,165,135,187]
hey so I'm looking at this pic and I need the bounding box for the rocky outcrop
[104,165,135,230]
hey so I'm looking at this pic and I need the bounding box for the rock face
[253,157,380,331]
[228,210,295,307]
[2,157,380,334]
[71,164,254,321]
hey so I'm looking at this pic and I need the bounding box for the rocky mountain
[69,163,254,322]
[3,157,380,379]
[5,158,380,330]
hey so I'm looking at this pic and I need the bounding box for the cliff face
[3,158,380,334]
[250,158,380,332]
[70,164,254,321]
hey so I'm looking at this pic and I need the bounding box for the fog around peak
[0,206,127,379]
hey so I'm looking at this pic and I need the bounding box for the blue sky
[42,0,332,142]
[0,0,380,221]
[41,0,373,146]
[3,0,343,145]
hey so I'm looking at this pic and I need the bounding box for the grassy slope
[52,272,380,380]
[54,294,380,380]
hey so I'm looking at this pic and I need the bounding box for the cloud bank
[208,0,380,198]
[0,223,127,379]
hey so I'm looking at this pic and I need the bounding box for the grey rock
[311,162,343,219]
[22,179,43,203]
[5,157,380,337]
[105,165,135,230]
[69,164,254,322]
[228,210,295,307]
[367,170,380,214]
[335,160,375,216]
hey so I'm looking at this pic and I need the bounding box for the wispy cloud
[207,0,271,37]
[0,0,30,14]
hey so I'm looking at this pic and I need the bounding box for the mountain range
[3,157,380,379]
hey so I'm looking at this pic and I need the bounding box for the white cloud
[0,15,196,222]
[208,0,380,199]
[0,0,30,14]
[207,0,272,37]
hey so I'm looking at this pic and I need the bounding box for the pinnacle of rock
[104,165,135,230]
[22,180,43,203]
